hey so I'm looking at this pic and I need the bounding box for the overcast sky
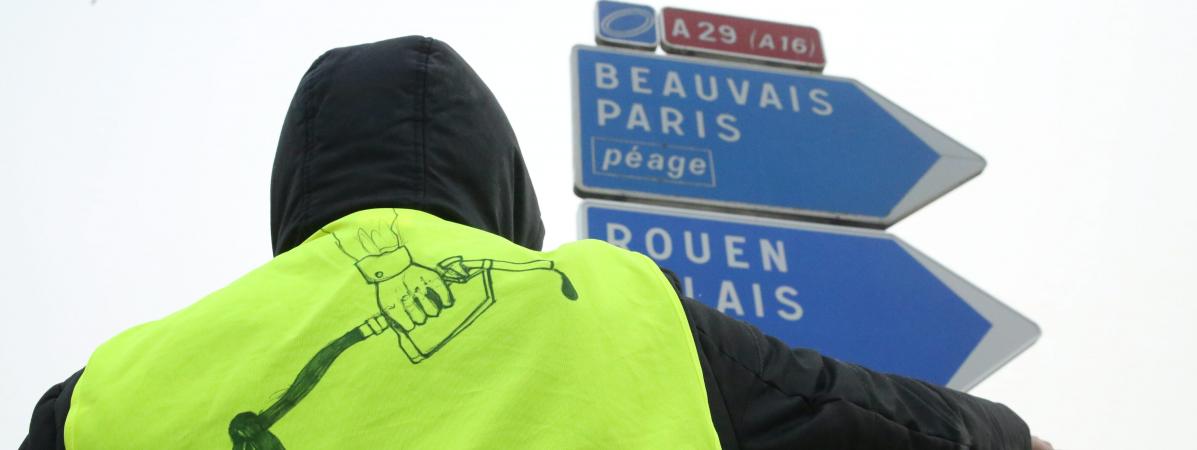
[2,1,1195,448]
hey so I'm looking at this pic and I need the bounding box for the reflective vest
[65,208,720,449]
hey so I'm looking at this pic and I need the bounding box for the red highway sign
[660,7,826,71]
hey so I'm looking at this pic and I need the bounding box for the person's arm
[19,368,83,450]
[656,267,1033,449]
[678,295,1030,449]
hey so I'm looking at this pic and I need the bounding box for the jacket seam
[832,397,973,449]
[695,330,741,448]
[694,326,811,400]
[921,379,973,443]
[693,326,972,448]
[296,52,329,251]
[417,37,432,210]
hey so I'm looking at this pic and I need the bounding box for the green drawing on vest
[229,211,578,450]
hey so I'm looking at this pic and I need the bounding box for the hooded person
[21,36,1035,450]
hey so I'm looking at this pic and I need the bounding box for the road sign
[571,45,984,227]
[660,7,826,71]
[594,1,658,50]
[579,200,1039,390]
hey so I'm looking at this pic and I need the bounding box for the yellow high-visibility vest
[65,208,720,449]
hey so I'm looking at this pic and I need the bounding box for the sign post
[572,45,984,228]
[594,1,659,50]
[574,4,1036,390]
[580,201,1040,390]
[660,7,827,71]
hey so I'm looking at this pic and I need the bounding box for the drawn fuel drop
[229,213,578,450]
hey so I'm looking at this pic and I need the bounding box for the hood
[270,36,544,256]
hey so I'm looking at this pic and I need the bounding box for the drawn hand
[1032,436,1054,450]
[376,264,454,331]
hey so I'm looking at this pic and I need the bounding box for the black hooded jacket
[269,36,544,257]
[21,36,1029,450]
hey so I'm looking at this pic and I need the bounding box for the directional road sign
[594,1,658,50]
[572,45,985,227]
[660,7,826,71]
[579,200,1039,390]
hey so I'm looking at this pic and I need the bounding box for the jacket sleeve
[657,267,1030,450]
[678,295,1030,450]
[19,368,83,450]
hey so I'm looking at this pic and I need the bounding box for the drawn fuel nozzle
[230,230,580,450]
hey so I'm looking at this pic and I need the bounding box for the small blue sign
[580,201,1038,388]
[572,45,986,226]
[594,1,658,50]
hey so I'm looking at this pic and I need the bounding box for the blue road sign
[572,45,986,227]
[594,1,658,50]
[579,200,1039,389]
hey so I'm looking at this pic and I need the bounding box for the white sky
[2,0,1195,448]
